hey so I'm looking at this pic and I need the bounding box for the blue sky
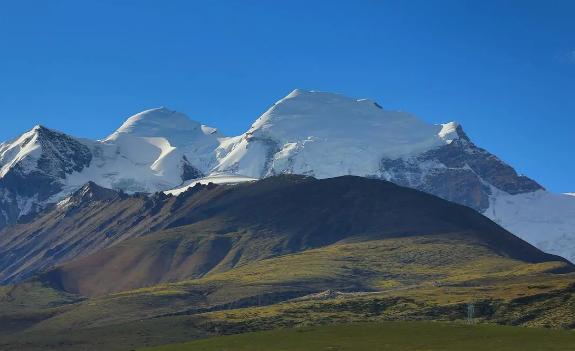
[0,0,573,192]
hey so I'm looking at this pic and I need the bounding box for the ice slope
[215,89,460,178]
[484,190,575,262]
[106,107,220,170]
[0,126,44,178]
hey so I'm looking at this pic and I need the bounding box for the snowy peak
[438,122,470,143]
[103,107,221,177]
[106,107,220,143]
[282,88,368,103]
[110,107,197,134]
[252,89,414,133]
[249,89,452,153]
[0,125,92,179]
[270,89,471,143]
[0,126,44,177]
[214,89,543,214]
[0,125,94,227]
[216,89,461,179]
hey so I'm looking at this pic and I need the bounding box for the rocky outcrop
[180,156,204,182]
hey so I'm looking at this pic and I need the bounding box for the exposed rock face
[379,126,543,212]
[62,181,124,207]
[32,126,93,179]
[180,156,204,182]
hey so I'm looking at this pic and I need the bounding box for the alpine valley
[0,90,574,350]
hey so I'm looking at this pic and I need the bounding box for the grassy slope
[0,235,572,350]
[8,282,575,351]
[140,321,575,351]
[27,235,572,331]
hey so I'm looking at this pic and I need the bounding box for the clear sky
[0,1,573,192]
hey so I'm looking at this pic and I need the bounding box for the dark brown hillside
[161,175,554,261]
[39,175,570,297]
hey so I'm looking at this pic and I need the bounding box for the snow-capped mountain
[0,107,221,227]
[211,89,575,261]
[0,125,93,227]
[213,89,542,212]
[215,89,459,179]
[0,89,574,262]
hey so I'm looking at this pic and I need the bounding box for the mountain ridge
[0,89,573,262]
[30,175,574,296]
[2,175,570,288]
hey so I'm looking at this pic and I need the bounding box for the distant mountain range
[1,89,573,265]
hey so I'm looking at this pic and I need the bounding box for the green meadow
[141,321,575,351]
